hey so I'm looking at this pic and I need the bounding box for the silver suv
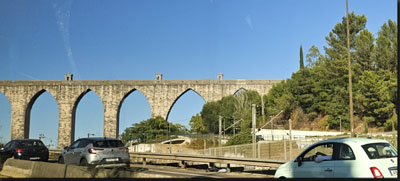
[58,137,130,168]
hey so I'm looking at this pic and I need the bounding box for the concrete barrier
[0,159,136,178]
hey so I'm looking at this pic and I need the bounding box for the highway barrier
[0,158,136,178]
[131,152,286,172]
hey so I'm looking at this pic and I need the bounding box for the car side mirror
[297,157,303,167]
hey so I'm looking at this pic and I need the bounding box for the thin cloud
[245,14,254,30]
[15,71,39,80]
[53,0,80,79]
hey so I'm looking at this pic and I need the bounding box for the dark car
[0,139,49,162]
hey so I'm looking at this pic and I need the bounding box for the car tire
[58,157,64,164]
[80,158,88,166]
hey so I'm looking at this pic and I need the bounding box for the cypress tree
[300,45,304,69]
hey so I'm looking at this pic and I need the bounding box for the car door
[64,140,80,165]
[332,143,356,178]
[74,139,89,163]
[293,143,334,178]
[0,141,16,159]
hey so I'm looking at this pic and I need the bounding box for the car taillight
[370,167,384,178]
[15,148,23,153]
[88,148,104,154]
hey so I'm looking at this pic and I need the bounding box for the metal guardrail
[130,152,286,172]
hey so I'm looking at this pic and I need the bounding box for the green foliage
[120,116,188,144]
[264,13,397,131]
[189,114,206,134]
[200,90,262,134]
[226,129,252,146]
[300,45,304,69]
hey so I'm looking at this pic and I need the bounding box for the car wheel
[58,157,64,164]
[80,158,88,166]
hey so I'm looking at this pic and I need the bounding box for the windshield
[362,142,397,159]
[19,140,45,148]
[94,140,124,148]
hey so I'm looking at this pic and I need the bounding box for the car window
[302,143,334,162]
[78,139,90,148]
[362,142,397,159]
[93,140,124,148]
[335,143,355,160]
[3,141,13,149]
[69,140,80,149]
[20,140,45,148]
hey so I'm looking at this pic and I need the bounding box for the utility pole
[289,119,293,160]
[346,0,355,137]
[252,104,256,158]
[39,133,45,141]
[339,116,342,134]
[233,116,236,135]
[87,133,94,138]
[219,115,222,157]
[271,116,274,141]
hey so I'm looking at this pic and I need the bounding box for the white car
[274,138,397,178]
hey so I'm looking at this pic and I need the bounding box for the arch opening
[233,88,248,96]
[73,90,104,140]
[118,89,151,138]
[0,92,11,144]
[27,90,59,148]
[166,89,206,130]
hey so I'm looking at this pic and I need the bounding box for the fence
[174,133,397,161]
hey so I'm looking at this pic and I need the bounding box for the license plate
[30,157,40,160]
[390,169,397,176]
[106,158,118,162]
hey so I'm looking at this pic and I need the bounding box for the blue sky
[0,0,396,148]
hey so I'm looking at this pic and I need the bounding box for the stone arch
[233,87,248,96]
[165,88,206,122]
[117,88,151,136]
[25,89,58,138]
[71,89,103,141]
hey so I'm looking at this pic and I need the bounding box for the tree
[226,129,252,146]
[120,116,187,144]
[355,70,395,127]
[354,29,375,71]
[300,45,304,69]
[306,45,322,68]
[373,19,397,73]
[189,114,206,134]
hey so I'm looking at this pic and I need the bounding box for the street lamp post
[87,133,95,138]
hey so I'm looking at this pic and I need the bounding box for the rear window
[93,140,124,148]
[361,142,398,159]
[19,140,45,148]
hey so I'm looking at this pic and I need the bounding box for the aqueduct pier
[0,74,281,148]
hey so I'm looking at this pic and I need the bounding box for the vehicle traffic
[274,138,397,178]
[58,137,130,168]
[0,139,49,162]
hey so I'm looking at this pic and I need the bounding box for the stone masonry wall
[0,79,281,148]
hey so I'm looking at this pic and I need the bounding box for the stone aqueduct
[0,74,281,148]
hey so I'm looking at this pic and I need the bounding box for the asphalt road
[129,163,275,178]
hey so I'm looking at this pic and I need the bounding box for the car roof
[78,137,120,141]
[13,139,42,142]
[317,137,389,145]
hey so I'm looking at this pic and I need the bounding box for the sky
[0,0,396,148]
